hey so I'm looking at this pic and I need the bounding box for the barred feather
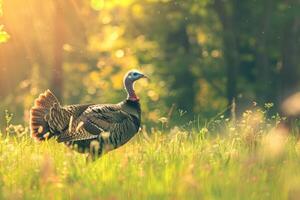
[30,90,93,141]
[30,90,59,140]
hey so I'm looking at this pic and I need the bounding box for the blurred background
[0,0,299,126]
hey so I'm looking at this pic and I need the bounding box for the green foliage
[0,0,9,44]
[0,0,9,43]
[0,0,299,124]
[90,0,104,10]
[0,110,299,199]
[4,110,12,128]
[0,29,9,43]
[0,0,2,16]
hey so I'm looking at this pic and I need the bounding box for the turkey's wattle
[30,70,147,161]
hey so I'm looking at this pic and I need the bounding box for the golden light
[197,31,207,44]
[211,50,221,58]
[282,92,300,116]
[115,49,125,58]
[147,90,159,101]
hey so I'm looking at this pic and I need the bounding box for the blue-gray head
[123,70,148,101]
[125,70,148,82]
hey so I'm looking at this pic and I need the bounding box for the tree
[51,1,65,102]
[213,0,239,114]
[279,2,300,102]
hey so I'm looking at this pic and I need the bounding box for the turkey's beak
[141,74,150,80]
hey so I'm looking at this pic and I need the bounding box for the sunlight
[0,0,299,198]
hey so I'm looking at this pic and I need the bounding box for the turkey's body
[30,90,141,160]
[62,101,141,156]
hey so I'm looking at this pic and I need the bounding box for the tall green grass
[0,108,300,200]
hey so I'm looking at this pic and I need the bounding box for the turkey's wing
[57,105,130,142]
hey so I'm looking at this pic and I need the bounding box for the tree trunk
[213,0,240,115]
[255,0,273,104]
[280,13,300,102]
[51,1,65,102]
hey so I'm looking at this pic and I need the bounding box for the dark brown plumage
[30,70,147,160]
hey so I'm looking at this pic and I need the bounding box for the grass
[0,108,300,200]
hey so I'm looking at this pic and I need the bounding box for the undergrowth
[0,107,300,200]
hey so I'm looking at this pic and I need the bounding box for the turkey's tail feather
[30,90,60,141]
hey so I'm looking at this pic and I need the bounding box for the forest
[1,0,299,125]
[0,0,300,199]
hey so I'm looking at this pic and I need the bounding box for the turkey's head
[124,70,148,101]
[125,70,148,82]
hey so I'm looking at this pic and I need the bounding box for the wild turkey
[30,70,148,161]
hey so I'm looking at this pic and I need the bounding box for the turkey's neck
[125,79,139,101]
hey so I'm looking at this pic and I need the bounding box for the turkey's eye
[132,72,138,76]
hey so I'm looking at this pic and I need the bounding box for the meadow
[1,0,299,199]
[1,108,300,200]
